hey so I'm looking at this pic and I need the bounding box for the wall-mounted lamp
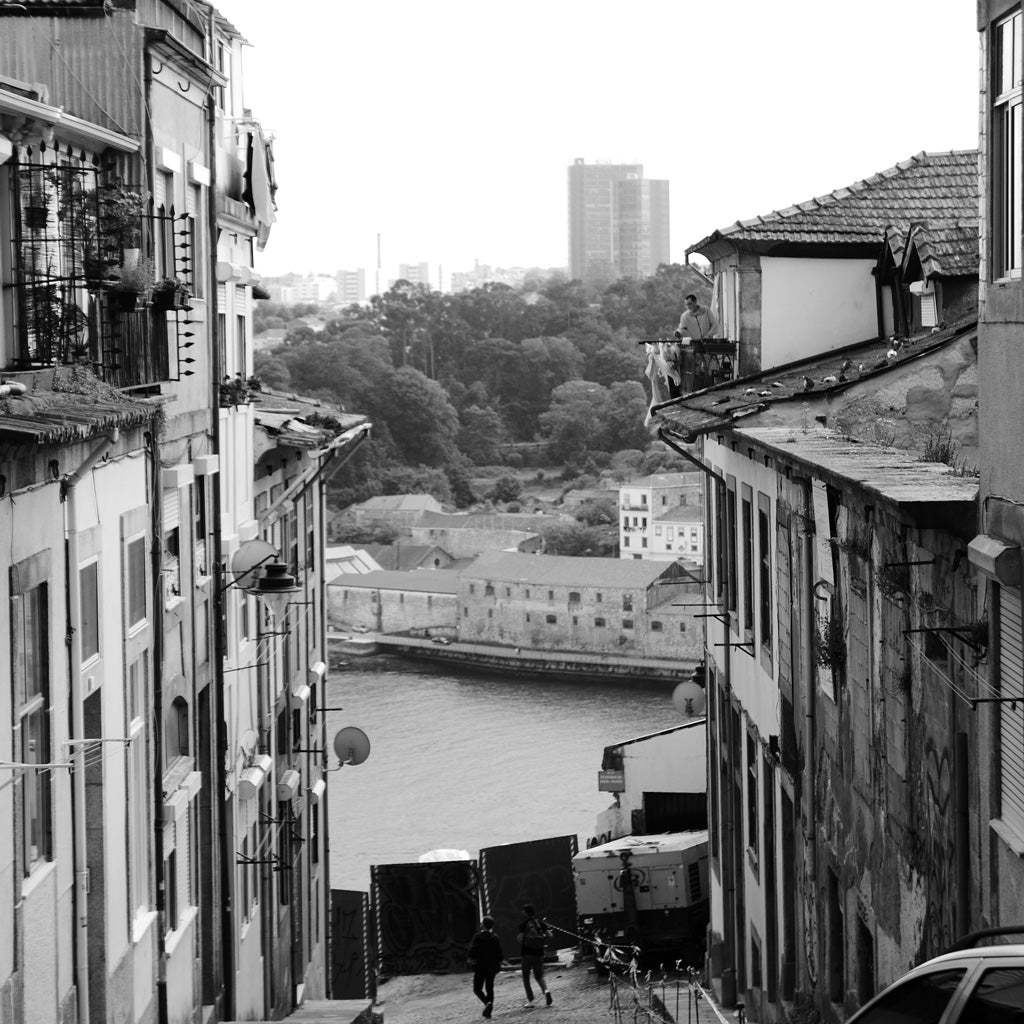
[254,561,301,619]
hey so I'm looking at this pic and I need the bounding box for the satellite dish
[333,726,371,766]
[230,539,278,591]
[672,681,707,717]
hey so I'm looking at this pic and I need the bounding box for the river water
[326,655,678,893]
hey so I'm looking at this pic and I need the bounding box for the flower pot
[113,290,140,312]
[152,285,190,311]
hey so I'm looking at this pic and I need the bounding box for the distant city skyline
[210,1,979,281]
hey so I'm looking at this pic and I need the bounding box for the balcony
[679,339,738,394]
[8,159,190,390]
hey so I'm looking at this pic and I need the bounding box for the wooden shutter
[999,586,1024,835]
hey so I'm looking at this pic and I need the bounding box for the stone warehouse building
[457,551,704,661]
[328,569,459,635]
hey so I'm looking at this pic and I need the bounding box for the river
[326,655,678,893]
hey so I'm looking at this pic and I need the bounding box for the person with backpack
[466,916,504,1018]
[517,904,553,1008]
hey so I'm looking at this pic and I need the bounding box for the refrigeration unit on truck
[573,831,709,964]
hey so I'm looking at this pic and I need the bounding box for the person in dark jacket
[517,903,552,1008]
[467,916,504,1018]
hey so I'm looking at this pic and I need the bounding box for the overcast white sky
[209,0,981,287]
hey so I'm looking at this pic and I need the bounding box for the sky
[208,0,981,287]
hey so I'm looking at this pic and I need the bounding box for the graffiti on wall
[372,860,480,976]
[480,835,579,950]
[330,888,374,1000]
[922,739,954,957]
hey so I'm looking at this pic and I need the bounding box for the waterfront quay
[329,631,696,685]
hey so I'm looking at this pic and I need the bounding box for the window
[641,538,648,549]
[622,619,634,630]
[548,590,554,601]
[568,591,581,605]
[194,479,208,577]
[726,478,738,615]
[236,313,247,381]
[13,581,51,873]
[165,850,179,932]
[470,584,475,595]
[667,527,674,541]
[651,621,663,632]
[848,969,964,1024]
[128,653,151,917]
[126,536,147,628]
[623,595,633,613]
[166,696,189,761]
[624,536,630,548]
[993,9,1023,278]
[546,614,557,624]
[595,617,606,627]
[597,593,602,603]
[80,560,100,661]
[758,496,772,652]
[961,967,1024,1020]
[525,589,530,599]
[746,731,759,860]
[485,584,494,597]
[655,526,662,536]
[742,491,754,634]
[505,587,511,597]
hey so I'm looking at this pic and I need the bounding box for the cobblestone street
[374,962,730,1024]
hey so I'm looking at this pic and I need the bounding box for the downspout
[64,428,120,1024]
[205,14,235,1013]
[657,427,736,989]
[798,478,817,971]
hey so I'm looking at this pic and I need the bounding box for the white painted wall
[760,256,877,369]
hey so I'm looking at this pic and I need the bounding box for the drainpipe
[205,11,234,1011]
[657,428,736,989]
[798,478,817,962]
[64,428,119,1024]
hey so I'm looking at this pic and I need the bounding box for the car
[431,636,452,645]
[845,927,1024,1024]
[352,625,369,634]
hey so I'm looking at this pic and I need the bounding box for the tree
[538,380,608,464]
[378,366,460,467]
[457,405,506,465]
[254,353,291,391]
[598,382,651,454]
[487,474,522,504]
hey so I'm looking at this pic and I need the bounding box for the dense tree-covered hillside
[254,264,710,508]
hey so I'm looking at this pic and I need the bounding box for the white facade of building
[619,473,704,565]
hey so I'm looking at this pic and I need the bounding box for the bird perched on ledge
[802,375,815,390]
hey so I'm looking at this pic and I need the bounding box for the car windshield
[853,968,965,1023]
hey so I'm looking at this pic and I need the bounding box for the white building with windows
[619,473,704,565]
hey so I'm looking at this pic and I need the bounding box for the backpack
[521,917,546,952]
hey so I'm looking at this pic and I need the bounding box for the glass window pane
[854,968,964,1024]
[127,537,146,626]
[80,562,99,660]
[960,966,1024,1024]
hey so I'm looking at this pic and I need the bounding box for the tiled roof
[688,150,979,256]
[326,569,460,594]
[460,550,677,588]
[652,315,978,443]
[252,390,367,449]
[0,369,155,445]
[903,220,979,278]
[735,427,978,506]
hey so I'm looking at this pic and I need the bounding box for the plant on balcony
[98,182,150,251]
[108,257,155,311]
[152,276,192,311]
[219,374,263,406]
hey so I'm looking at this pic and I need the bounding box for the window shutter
[163,489,179,531]
[153,171,167,211]
[999,586,1024,835]
[920,292,937,328]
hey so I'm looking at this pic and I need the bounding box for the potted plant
[21,179,53,231]
[108,257,155,311]
[98,182,150,255]
[152,276,192,311]
[219,374,263,406]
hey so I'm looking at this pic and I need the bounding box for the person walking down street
[675,293,719,342]
[517,903,553,1008]
[467,916,504,1018]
